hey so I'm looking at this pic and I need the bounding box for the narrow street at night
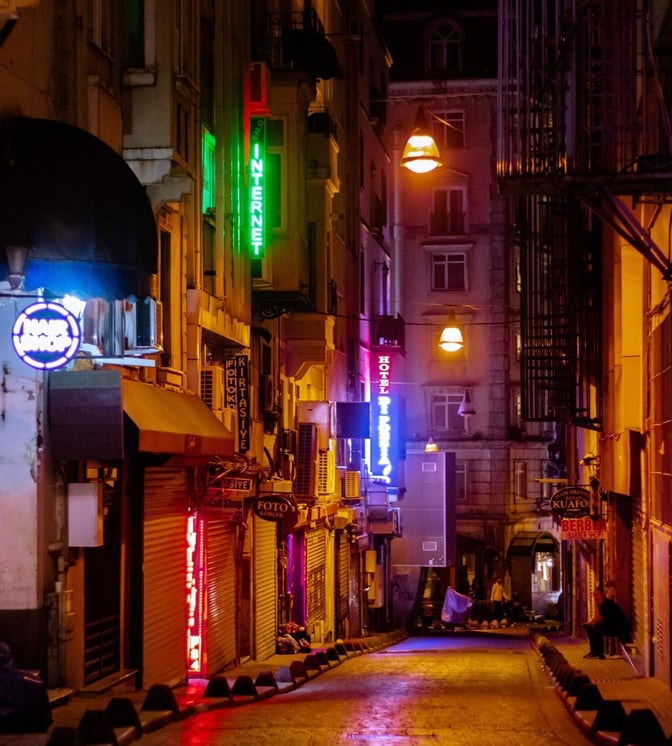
[138,634,591,746]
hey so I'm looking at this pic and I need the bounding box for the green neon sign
[250,117,266,257]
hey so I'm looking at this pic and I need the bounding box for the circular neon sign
[12,301,81,370]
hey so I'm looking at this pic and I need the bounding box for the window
[431,111,465,149]
[431,189,466,234]
[88,0,112,56]
[427,22,462,74]
[514,460,528,501]
[431,392,467,434]
[432,252,466,290]
[266,119,285,231]
[455,461,467,501]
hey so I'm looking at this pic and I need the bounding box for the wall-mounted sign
[249,116,266,257]
[225,355,249,452]
[561,517,606,541]
[186,515,204,676]
[253,495,295,522]
[370,351,402,486]
[550,486,591,518]
[12,301,81,370]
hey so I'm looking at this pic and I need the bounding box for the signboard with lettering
[12,301,81,370]
[550,486,591,518]
[561,517,606,541]
[249,116,266,257]
[225,355,250,452]
[370,350,403,486]
[253,495,295,522]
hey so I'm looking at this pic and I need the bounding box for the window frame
[431,251,467,291]
[426,20,463,75]
[430,390,467,434]
[430,187,467,235]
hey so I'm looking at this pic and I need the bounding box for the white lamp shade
[439,325,464,352]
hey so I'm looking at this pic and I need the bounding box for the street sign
[561,517,606,540]
[550,486,591,518]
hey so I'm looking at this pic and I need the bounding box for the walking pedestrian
[490,577,507,620]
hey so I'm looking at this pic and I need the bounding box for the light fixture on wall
[5,244,30,290]
[400,107,442,174]
[424,436,439,453]
[457,389,476,417]
[438,313,464,352]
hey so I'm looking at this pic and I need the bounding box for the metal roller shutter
[205,519,237,674]
[253,515,277,660]
[143,467,189,688]
[337,532,350,628]
[306,526,327,640]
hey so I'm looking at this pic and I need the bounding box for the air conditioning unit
[136,298,163,350]
[296,422,319,498]
[297,401,333,450]
[344,471,360,498]
[201,365,224,410]
[317,447,336,497]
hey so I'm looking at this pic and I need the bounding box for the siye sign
[253,495,295,522]
[550,486,591,518]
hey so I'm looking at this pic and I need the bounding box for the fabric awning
[49,370,235,459]
[507,531,558,558]
[122,378,234,456]
[0,116,157,299]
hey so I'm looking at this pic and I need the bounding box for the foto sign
[253,495,295,522]
[12,301,81,370]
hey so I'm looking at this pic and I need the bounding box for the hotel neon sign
[249,116,266,258]
[373,354,393,483]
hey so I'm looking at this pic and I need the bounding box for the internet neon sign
[249,116,266,257]
[12,301,81,370]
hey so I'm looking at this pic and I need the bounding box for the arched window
[427,21,462,75]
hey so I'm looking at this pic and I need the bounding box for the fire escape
[497,0,672,427]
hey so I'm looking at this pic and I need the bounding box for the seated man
[584,587,630,659]
[0,642,52,734]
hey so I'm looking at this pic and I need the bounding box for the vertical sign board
[186,515,204,676]
[225,356,250,452]
[370,349,402,487]
[249,117,266,258]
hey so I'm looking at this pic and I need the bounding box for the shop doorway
[83,469,121,684]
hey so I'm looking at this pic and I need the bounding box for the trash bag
[440,587,473,624]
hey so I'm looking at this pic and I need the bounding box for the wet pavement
[1,625,670,745]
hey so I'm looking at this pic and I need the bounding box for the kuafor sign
[253,495,295,522]
[561,517,606,541]
[550,486,591,518]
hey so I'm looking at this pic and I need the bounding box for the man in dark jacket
[0,642,52,733]
[584,587,630,659]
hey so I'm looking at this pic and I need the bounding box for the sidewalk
[0,631,407,746]
[531,628,672,745]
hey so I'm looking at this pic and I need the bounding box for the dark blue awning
[0,116,157,299]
